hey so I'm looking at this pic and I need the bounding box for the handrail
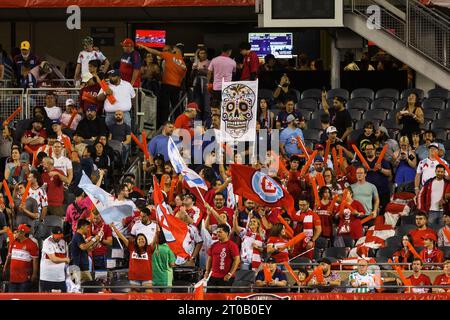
[152,91,188,137]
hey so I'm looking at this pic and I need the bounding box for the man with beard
[238,199,255,227]
[209,193,234,227]
[108,110,131,165]
[74,104,107,144]
[13,41,40,85]
[275,98,303,129]
[321,91,353,143]
[280,115,305,159]
[362,142,392,213]
[21,118,47,152]
[397,258,431,293]
[416,130,445,162]
[97,69,135,128]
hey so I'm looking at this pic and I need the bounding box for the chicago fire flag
[220,80,258,142]
[230,164,295,215]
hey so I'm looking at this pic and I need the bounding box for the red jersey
[79,83,102,113]
[409,228,437,247]
[209,206,234,226]
[314,202,337,238]
[9,238,39,283]
[207,240,240,278]
[23,129,48,152]
[286,171,303,200]
[240,51,259,81]
[174,113,194,137]
[127,243,154,281]
[420,247,444,265]
[267,236,289,263]
[185,206,203,228]
[336,200,365,240]
[407,274,431,293]
[91,221,112,256]
[42,168,65,206]
[433,274,450,291]
[292,209,321,241]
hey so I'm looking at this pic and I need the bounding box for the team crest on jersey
[251,171,283,204]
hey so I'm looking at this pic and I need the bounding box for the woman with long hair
[266,223,290,263]
[141,52,161,94]
[257,98,275,130]
[392,136,417,188]
[314,186,337,245]
[233,210,265,270]
[392,234,415,269]
[110,225,155,293]
[323,168,342,196]
[5,147,29,187]
[396,92,425,142]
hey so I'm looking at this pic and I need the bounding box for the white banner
[220,80,258,142]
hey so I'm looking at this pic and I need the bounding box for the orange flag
[316,172,325,187]
[278,215,294,238]
[2,180,14,207]
[328,194,339,213]
[443,227,450,243]
[131,133,150,160]
[360,214,375,224]
[332,148,339,175]
[66,110,79,129]
[284,232,306,249]
[263,263,272,283]
[193,279,205,300]
[296,136,310,160]
[304,266,324,284]
[323,139,331,164]
[406,241,422,260]
[338,147,344,173]
[283,261,301,284]
[5,227,14,251]
[392,262,412,292]
[3,106,22,126]
[300,150,318,176]
[21,179,32,206]
[310,176,320,208]
[375,144,388,166]
[100,80,117,104]
[351,144,370,171]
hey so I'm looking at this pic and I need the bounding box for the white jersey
[347,271,377,293]
[77,50,107,76]
[40,236,69,282]
[131,221,157,244]
[28,186,48,216]
[52,155,72,176]
[175,224,202,265]
[45,106,62,120]
[417,158,448,185]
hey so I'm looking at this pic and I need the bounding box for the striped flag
[168,137,208,191]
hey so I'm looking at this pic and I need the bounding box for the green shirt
[152,243,176,286]
[351,181,378,215]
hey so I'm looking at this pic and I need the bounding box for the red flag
[153,176,190,259]
[230,164,295,216]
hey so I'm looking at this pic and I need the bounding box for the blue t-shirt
[256,268,287,282]
[70,232,90,272]
[280,127,304,156]
[148,134,170,162]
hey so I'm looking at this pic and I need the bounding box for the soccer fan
[419,233,444,267]
[74,36,109,84]
[3,224,39,292]
[74,104,107,143]
[21,118,47,153]
[417,164,449,227]
[40,226,70,293]
[437,211,450,247]
[204,224,240,293]
[51,140,73,185]
[131,207,158,245]
[432,259,450,293]
[119,38,142,87]
[12,182,39,229]
[238,42,259,81]
[351,166,379,217]
[108,110,132,165]
[13,41,40,84]
[41,157,69,219]
[276,98,303,129]
[266,223,290,263]
[415,143,448,194]
[408,211,437,247]
[307,258,341,293]
[321,91,353,142]
[397,258,431,293]
[174,102,199,139]
[255,257,288,292]
[152,232,176,293]
[416,130,445,162]
[347,259,377,293]
[280,115,305,158]
[207,44,236,107]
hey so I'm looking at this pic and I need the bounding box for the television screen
[248,33,293,59]
[135,30,166,48]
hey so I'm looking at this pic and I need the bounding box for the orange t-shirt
[174,113,194,137]
[160,52,187,87]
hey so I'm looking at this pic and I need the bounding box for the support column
[331,36,340,89]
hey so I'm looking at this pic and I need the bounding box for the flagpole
[195,185,207,205]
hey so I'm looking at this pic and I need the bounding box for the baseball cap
[314,144,324,150]
[17,224,31,233]
[65,98,75,106]
[428,142,439,149]
[314,155,324,163]
[422,233,437,242]
[81,72,93,83]
[51,119,61,126]
[326,126,337,134]
[20,41,30,50]
[186,102,200,111]
[20,152,30,163]
[286,114,297,123]
[51,226,64,239]
[121,38,135,47]
[266,257,277,264]
[107,69,120,77]
[86,104,97,112]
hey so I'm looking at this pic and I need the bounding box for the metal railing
[350,0,450,71]
[0,88,25,124]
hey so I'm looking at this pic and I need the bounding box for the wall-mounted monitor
[249,32,293,59]
[135,30,166,48]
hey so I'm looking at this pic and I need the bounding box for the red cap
[121,38,134,47]
[314,144,324,150]
[17,224,30,233]
[186,102,200,111]
[422,232,437,242]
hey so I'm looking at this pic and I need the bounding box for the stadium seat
[258,89,274,101]
[300,110,313,121]
[303,129,320,142]
[362,109,387,122]
[376,247,397,259]
[443,140,450,151]
[430,119,450,131]
[323,247,347,259]
[110,279,131,293]
[436,130,448,143]
[437,108,450,119]
[438,247,450,259]
[395,99,408,110]
[314,247,323,261]
[311,110,327,120]
[371,98,395,111]
[387,109,401,120]
[382,118,401,131]
[447,101,450,110]
[327,88,349,101]
[347,97,370,111]
[427,88,450,100]
[306,118,323,130]
[297,98,318,112]
[423,108,437,121]
[301,88,322,101]
[422,98,446,111]
[384,236,403,250]
[351,88,375,102]
[348,109,363,122]
[375,88,399,101]
[290,256,312,265]
[355,119,369,130]
[420,119,431,131]
[396,224,416,236]
[234,270,256,283]
[348,129,363,145]
[291,89,301,102]
[400,214,416,226]
[400,88,424,101]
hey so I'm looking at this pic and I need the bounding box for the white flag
[220,80,258,142]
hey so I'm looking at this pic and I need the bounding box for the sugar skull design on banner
[220,80,258,142]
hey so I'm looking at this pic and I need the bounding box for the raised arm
[110,223,129,247]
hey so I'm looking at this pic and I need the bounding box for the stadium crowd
[0,36,449,295]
